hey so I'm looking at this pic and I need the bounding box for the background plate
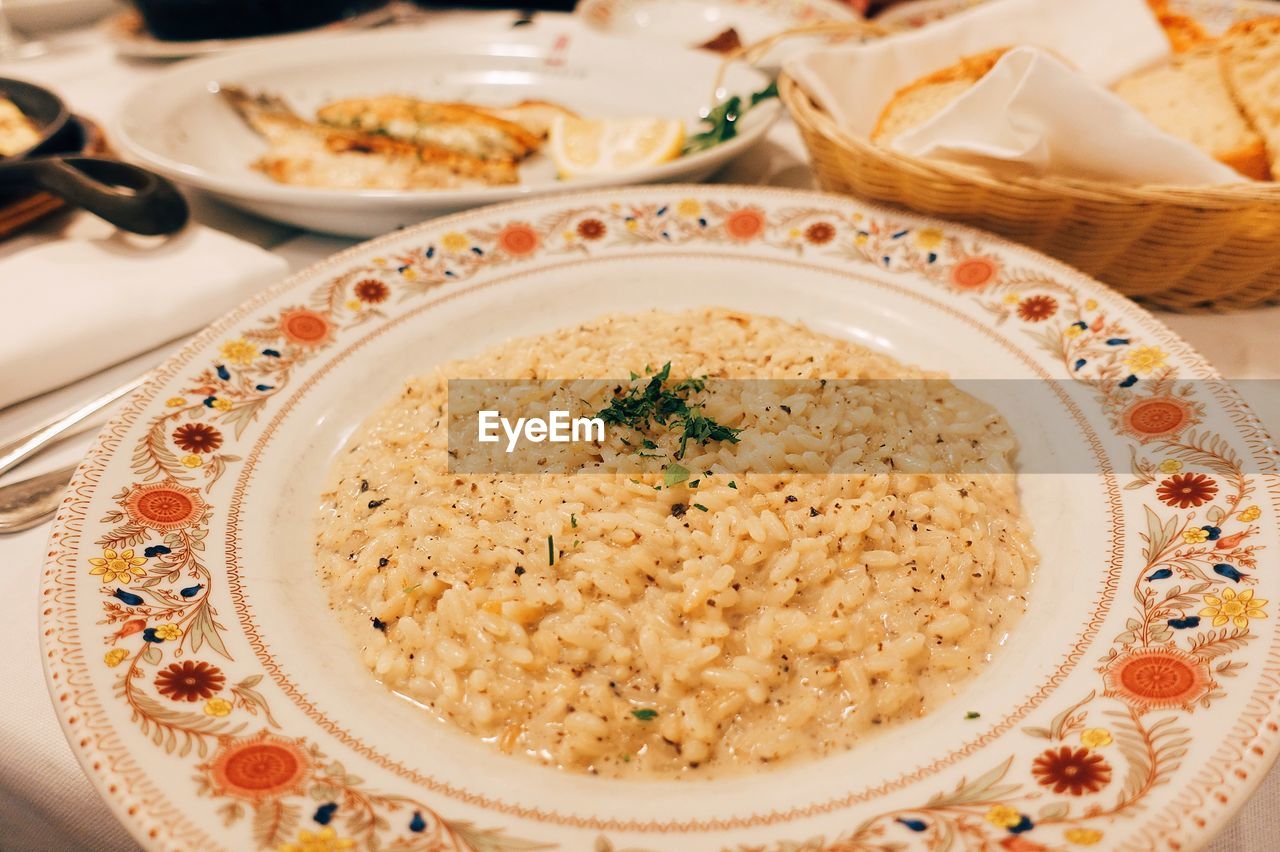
[114,22,777,237]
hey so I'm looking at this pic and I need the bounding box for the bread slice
[871,49,1009,145]
[1218,17,1280,178]
[1113,45,1271,180]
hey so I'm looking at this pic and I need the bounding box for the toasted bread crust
[1157,11,1212,52]
[871,48,1010,144]
[1218,16,1280,177]
[1217,141,1273,181]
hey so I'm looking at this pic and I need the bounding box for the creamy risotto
[315,309,1036,778]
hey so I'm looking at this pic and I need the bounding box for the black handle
[0,156,189,236]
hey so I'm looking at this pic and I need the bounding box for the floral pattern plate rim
[41,185,1280,851]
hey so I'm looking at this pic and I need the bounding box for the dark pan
[0,76,188,235]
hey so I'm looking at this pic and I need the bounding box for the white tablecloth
[1,16,1277,852]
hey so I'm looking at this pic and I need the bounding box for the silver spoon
[0,461,76,533]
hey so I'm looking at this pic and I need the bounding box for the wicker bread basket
[775,10,1280,311]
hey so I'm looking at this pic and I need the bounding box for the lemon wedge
[548,115,685,179]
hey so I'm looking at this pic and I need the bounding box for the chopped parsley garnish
[965,711,981,720]
[596,362,741,461]
[548,535,555,566]
[631,708,658,721]
[664,463,690,488]
[727,481,737,489]
[693,503,709,512]
[570,513,577,528]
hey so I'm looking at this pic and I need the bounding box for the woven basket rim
[779,73,1280,205]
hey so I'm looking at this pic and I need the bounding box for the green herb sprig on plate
[683,80,779,155]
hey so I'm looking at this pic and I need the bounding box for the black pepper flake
[779,404,792,414]
[809,507,819,517]
[785,495,798,503]
[515,566,526,575]
[378,557,389,568]
[371,617,387,632]
[670,503,687,518]
[368,498,387,509]
[360,479,369,492]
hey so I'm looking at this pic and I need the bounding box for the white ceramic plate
[877,0,1274,31]
[102,5,400,60]
[577,0,856,47]
[113,23,778,238]
[43,186,1280,851]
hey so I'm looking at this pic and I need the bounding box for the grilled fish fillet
[221,87,518,190]
[316,96,542,160]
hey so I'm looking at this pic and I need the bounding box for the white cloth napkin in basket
[890,46,1244,184]
[785,0,1244,185]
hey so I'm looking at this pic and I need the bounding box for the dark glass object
[411,1,578,10]
[132,0,390,42]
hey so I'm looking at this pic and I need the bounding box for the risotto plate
[42,186,1280,850]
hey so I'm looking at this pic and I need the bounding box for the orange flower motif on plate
[497,222,539,256]
[950,255,1000,289]
[1103,646,1213,712]
[203,730,311,803]
[724,207,766,241]
[278,308,333,348]
[123,480,207,532]
[1118,395,1196,443]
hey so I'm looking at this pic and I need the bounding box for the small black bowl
[0,76,189,235]
[131,0,390,42]
[0,76,71,160]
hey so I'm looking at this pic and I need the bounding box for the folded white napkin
[0,226,287,409]
[786,0,1170,135]
[891,46,1244,185]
